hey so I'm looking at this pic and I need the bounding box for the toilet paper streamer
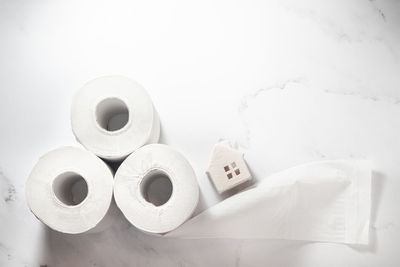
[114,144,199,234]
[26,147,115,234]
[167,160,371,245]
[71,76,160,161]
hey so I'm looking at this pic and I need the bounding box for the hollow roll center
[140,170,173,206]
[52,172,88,206]
[96,98,129,131]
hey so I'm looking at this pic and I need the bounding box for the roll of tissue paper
[71,76,160,161]
[26,147,115,234]
[168,160,371,245]
[114,144,199,234]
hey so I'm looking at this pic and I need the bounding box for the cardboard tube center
[53,172,88,206]
[140,170,173,206]
[96,98,129,131]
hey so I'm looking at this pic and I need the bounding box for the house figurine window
[224,162,240,179]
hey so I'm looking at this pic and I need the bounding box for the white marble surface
[1,0,400,266]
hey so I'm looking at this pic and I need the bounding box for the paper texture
[114,144,199,234]
[71,75,160,161]
[168,160,371,245]
[25,147,115,234]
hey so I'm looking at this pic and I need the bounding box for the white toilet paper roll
[114,144,199,234]
[26,147,114,234]
[71,76,160,161]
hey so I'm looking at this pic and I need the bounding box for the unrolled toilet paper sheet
[167,160,371,245]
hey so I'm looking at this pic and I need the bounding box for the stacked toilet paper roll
[26,146,115,234]
[71,75,160,161]
[26,76,198,235]
[114,144,199,234]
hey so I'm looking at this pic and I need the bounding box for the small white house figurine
[206,140,252,194]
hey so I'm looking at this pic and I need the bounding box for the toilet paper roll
[26,146,114,234]
[114,144,199,234]
[71,76,160,161]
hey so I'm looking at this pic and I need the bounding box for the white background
[1,0,400,266]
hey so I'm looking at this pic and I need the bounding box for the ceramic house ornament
[206,140,252,194]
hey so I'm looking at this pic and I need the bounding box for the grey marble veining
[1,0,400,266]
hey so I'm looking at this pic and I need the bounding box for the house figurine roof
[206,140,252,194]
